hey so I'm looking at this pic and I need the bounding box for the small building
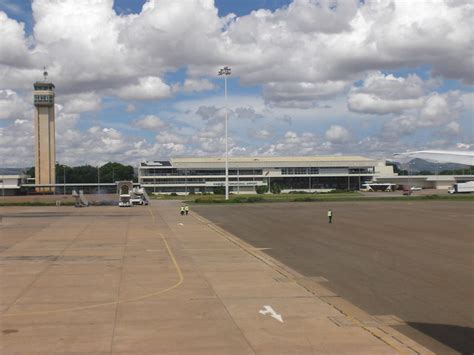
[0,174,28,196]
[138,156,395,195]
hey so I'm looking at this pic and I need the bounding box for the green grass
[2,193,472,207]
[186,192,474,204]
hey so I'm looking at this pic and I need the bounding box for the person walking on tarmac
[328,209,333,224]
[180,205,185,216]
[185,204,189,216]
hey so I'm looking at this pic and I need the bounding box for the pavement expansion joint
[329,315,405,328]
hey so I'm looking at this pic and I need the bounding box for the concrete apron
[0,201,433,354]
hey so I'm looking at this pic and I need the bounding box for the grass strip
[192,194,474,204]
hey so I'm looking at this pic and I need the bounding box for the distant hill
[394,158,471,174]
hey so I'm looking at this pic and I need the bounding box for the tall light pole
[97,165,100,195]
[218,66,231,200]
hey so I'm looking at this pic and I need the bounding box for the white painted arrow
[259,305,283,323]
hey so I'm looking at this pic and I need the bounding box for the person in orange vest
[328,209,333,224]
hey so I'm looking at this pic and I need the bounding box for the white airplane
[394,150,474,166]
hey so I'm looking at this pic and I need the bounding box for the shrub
[256,186,268,194]
[292,197,317,202]
[213,186,225,195]
[270,183,281,194]
[246,196,264,203]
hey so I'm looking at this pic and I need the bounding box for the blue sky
[0,0,472,167]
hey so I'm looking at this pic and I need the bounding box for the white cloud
[381,91,465,139]
[256,131,322,156]
[116,76,172,101]
[445,121,461,135]
[325,125,351,143]
[263,81,349,109]
[1,0,471,95]
[0,0,472,164]
[0,11,31,67]
[195,105,225,121]
[59,92,102,113]
[155,131,188,144]
[382,114,418,138]
[348,93,424,115]
[132,115,168,131]
[234,106,263,121]
[0,118,35,167]
[180,78,215,92]
[418,92,462,127]
[252,129,272,140]
[347,72,429,115]
[0,89,30,120]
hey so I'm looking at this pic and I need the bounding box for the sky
[0,0,472,167]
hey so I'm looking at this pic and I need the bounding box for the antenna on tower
[43,66,48,81]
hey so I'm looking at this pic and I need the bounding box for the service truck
[448,181,474,194]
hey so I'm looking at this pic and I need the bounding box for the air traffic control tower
[33,69,56,192]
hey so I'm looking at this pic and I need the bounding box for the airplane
[394,150,474,166]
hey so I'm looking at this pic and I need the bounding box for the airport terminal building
[138,156,396,194]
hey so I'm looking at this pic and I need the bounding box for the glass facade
[34,95,54,104]
[139,160,380,194]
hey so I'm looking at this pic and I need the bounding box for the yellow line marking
[1,207,183,318]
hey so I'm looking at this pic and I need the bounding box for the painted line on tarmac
[0,207,184,318]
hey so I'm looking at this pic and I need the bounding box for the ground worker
[180,206,185,216]
[328,209,333,224]
[185,204,189,216]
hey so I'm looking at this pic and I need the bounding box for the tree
[27,162,135,183]
[25,166,35,178]
[99,162,134,182]
[440,166,474,175]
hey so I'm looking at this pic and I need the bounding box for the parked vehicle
[119,194,132,207]
[403,188,412,196]
[448,181,474,194]
[410,186,422,191]
[130,187,149,205]
[130,196,148,205]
